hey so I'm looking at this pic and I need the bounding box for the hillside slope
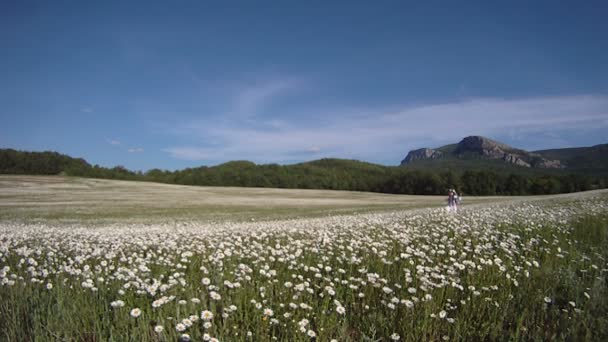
[535,144,608,169]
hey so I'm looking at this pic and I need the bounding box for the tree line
[1,149,605,196]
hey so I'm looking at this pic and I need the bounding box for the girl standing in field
[447,189,458,212]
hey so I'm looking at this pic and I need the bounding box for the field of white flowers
[1,190,607,341]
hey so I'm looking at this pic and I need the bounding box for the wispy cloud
[159,81,608,165]
[162,147,208,160]
[81,107,93,113]
[232,78,300,118]
[107,139,121,146]
[127,148,144,153]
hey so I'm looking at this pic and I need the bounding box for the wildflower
[175,323,186,332]
[390,333,400,340]
[111,300,125,308]
[264,308,274,317]
[544,297,552,304]
[154,325,164,333]
[336,306,346,314]
[130,308,141,318]
[201,310,214,321]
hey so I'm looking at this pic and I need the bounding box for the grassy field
[0,175,521,223]
[1,176,607,341]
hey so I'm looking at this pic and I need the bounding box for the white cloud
[161,93,608,164]
[232,78,300,118]
[127,148,144,153]
[81,107,93,113]
[107,139,121,146]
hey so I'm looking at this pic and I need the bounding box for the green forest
[1,149,605,196]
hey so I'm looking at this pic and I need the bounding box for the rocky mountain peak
[454,136,514,155]
[401,148,443,165]
[400,136,564,169]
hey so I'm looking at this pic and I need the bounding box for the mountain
[534,144,608,170]
[401,136,567,169]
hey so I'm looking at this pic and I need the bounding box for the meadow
[1,176,607,341]
[0,176,514,223]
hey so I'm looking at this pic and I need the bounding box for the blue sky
[1,1,607,171]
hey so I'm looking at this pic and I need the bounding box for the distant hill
[0,149,92,175]
[1,142,607,196]
[0,148,139,180]
[401,136,608,174]
[534,144,608,170]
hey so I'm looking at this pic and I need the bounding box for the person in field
[447,188,459,212]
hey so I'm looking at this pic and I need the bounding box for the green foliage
[461,170,498,195]
[0,149,91,175]
[1,149,606,196]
